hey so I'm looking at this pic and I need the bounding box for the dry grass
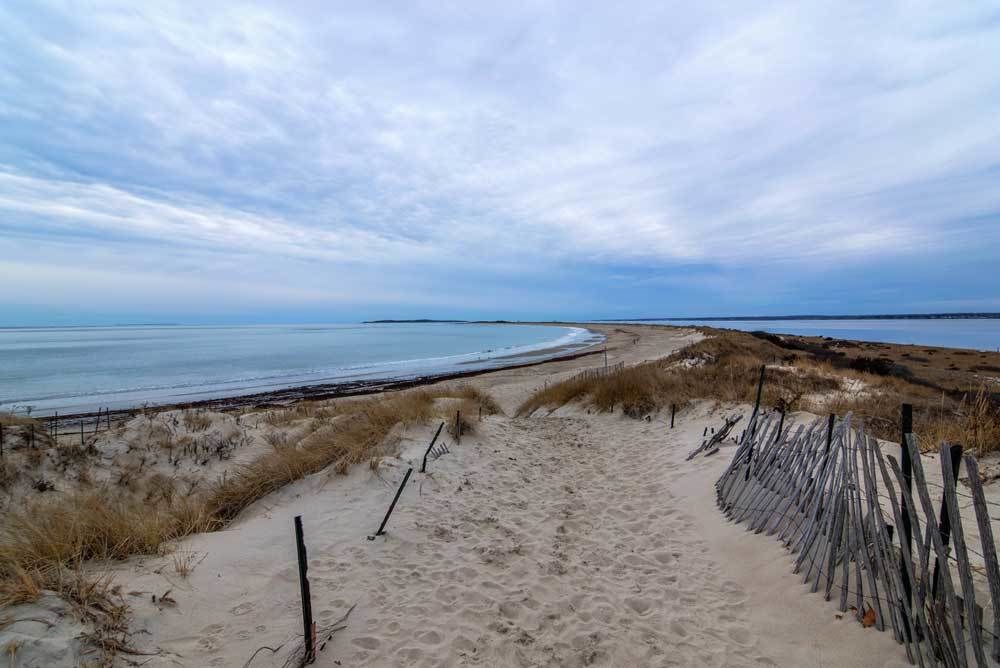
[519,329,1000,457]
[518,332,838,418]
[181,410,212,432]
[0,383,502,616]
[171,550,203,578]
[205,389,439,522]
[0,412,39,427]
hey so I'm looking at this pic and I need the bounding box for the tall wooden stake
[931,443,963,601]
[899,403,914,638]
[369,467,414,539]
[421,423,445,473]
[294,516,315,664]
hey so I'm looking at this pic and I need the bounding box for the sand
[0,325,958,666]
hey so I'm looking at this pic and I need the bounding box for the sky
[1,1,999,325]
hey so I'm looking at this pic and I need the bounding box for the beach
[8,323,991,666]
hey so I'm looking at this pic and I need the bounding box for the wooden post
[0,422,4,458]
[940,444,986,666]
[30,424,34,448]
[80,420,85,448]
[899,403,914,638]
[421,423,445,473]
[603,346,608,370]
[931,443,963,601]
[456,410,462,445]
[670,403,676,429]
[963,455,1000,663]
[744,365,767,481]
[294,516,316,664]
[53,411,58,438]
[825,413,835,453]
[369,467,413,539]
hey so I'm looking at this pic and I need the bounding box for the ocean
[0,323,599,416]
[620,318,1000,352]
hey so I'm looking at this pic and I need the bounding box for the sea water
[0,323,599,415]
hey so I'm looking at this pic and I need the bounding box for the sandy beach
[2,324,957,667]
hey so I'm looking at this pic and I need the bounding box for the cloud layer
[2,1,999,323]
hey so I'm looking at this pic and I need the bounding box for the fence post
[899,403,914,639]
[744,365,766,481]
[456,411,462,445]
[603,346,608,369]
[80,420,85,448]
[421,423,445,473]
[931,443,963,601]
[0,422,4,458]
[670,403,675,429]
[369,467,413,539]
[825,414,835,453]
[30,424,35,448]
[294,516,316,664]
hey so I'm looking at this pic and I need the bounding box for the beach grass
[518,329,1000,456]
[0,384,500,609]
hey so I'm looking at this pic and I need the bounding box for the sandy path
[317,412,769,667]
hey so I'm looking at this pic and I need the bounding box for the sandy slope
[1,326,914,666]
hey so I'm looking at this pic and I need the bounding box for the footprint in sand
[352,636,381,650]
[229,602,254,616]
[625,597,652,615]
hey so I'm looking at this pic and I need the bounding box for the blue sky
[2,1,999,325]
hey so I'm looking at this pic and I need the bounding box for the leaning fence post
[899,403,914,639]
[670,403,676,429]
[963,455,1000,663]
[294,516,316,665]
[368,467,413,540]
[825,414,835,453]
[931,443,963,601]
[744,365,767,481]
[421,423,445,473]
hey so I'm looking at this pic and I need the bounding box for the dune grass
[518,329,1000,457]
[518,333,839,418]
[0,384,500,610]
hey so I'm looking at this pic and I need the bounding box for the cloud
[1,1,998,321]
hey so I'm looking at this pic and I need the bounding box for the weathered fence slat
[963,455,1000,664]
[715,411,998,667]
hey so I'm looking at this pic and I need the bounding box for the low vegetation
[0,384,500,613]
[518,328,1000,456]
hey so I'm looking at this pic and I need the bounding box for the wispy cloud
[1,1,998,323]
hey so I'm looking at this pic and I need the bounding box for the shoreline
[37,329,607,426]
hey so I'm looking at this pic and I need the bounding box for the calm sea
[623,319,1000,352]
[0,323,599,416]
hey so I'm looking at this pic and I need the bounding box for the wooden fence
[570,361,625,383]
[715,410,1000,666]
